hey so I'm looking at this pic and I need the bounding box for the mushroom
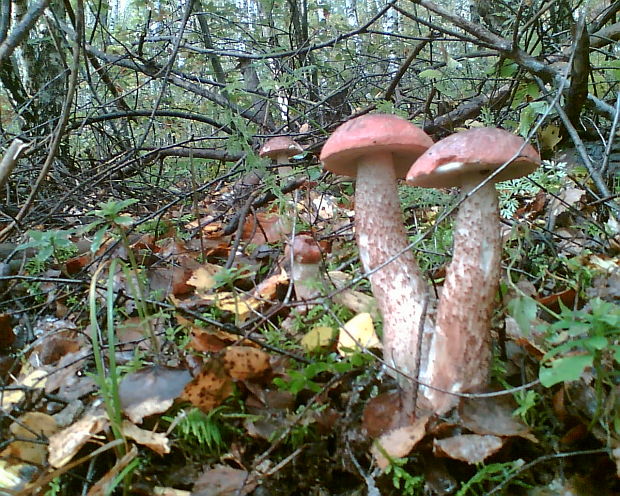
[259,136,303,179]
[406,127,540,413]
[320,114,434,388]
[288,234,323,301]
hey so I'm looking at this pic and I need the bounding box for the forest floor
[0,147,619,496]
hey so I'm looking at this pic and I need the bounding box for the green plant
[539,299,620,432]
[166,407,228,454]
[16,229,77,264]
[457,460,529,495]
[512,389,541,426]
[84,199,159,352]
[273,352,372,395]
[384,456,424,495]
[44,476,62,496]
[88,259,126,447]
[498,160,568,218]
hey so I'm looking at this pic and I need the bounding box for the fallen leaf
[176,315,243,353]
[120,366,192,424]
[301,326,336,352]
[459,396,537,443]
[222,346,271,380]
[187,264,222,293]
[213,292,262,322]
[181,360,233,413]
[328,270,379,318]
[338,313,381,355]
[371,416,429,469]
[0,368,47,412]
[242,212,290,244]
[362,392,407,438]
[122,421,170,455]
[48,408,109,468]
[2,412,58,465]
[433,434,503,464]
[254,269,288,300]
[148,266,194,297]
[550,187,585,217]
[193,465,257,496]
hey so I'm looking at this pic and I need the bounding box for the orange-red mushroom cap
[406,127,541,188]
[320,114,433,178]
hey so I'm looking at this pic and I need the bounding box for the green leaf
[539,354,593,387]
[418,69,442,79]
[91,226,109,253]
[507,296,538,334]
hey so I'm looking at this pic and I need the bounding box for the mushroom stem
[422,179,501,413]
[291,261,321,299]
[275,155,293,179]
[355,152,430,389]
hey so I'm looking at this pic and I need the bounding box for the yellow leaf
[187,264,221,293]
[214,292,261,322]
[301,326,336,352]
[0,368,47,412]
[539,124,561,150]
[337,313,381,356]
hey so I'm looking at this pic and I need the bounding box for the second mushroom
[406,127,541,414]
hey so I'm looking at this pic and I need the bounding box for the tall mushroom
[320,114,434,389]
[406,127,540,413]
[259,136,303,179]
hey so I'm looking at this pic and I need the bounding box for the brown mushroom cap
[291,235,322,265]
[320,114,434,178]
[406,127,541,188]
[259,136,303,159]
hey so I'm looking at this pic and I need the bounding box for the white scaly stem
[291,260,321,300]
[355,152,431,392]
[421,178,501,414]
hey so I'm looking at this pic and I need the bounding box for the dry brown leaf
[213,292,261,322]
[2,412,58,465]
[459,396,537,443]
[148,266,194,297]
[222,346,271,380]
[121,420,170,455]
[193,465,257,496]
[254,269,288,300]
[242,211,290,244]
[550,186,585,217]
[119,366,192,424]
[48,408,109,468]
[433,434,504,464]
[328,270,379,318]
[362,392,408,438]
[371,416,429,469]
[181,360,233,413]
